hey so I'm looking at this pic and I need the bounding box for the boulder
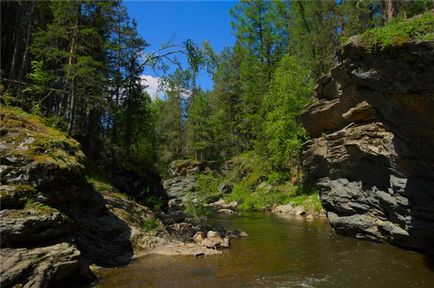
[272,203,305,216]
[208,199,238,210]
[0,242,81,288]
[217,208,235,214]
[273,203,294,214]
[207,230,218,238]
[193,231,205,243]
[226,229,248,238]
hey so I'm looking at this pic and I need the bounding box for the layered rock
[0,106,166,287]
[301,36,434,253]
[0,107,85,287]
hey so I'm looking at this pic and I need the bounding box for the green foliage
[290,192,322,213]
[144,196,164,213]
[184,193,211,221]
[142,218,160,232]
[262,55,314,172]
[225,183,291,212]
[195,174,221,200]
[86,174,114,193]
[25,197,57,214]
[187,91,216,161]
[153,69,189,172]
[360,12,434,51]
[25,61,52,95]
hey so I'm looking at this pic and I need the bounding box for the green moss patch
[0,105,85,171]
[357,12,434,51]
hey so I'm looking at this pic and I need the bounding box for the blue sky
[124,0,237,96]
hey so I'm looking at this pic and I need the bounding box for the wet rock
[226,229,248,238]
[0,242,81,288]
[306,215,314,221]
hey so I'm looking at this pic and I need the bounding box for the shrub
[142,218,159,231]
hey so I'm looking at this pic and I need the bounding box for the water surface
[96,213,434,288]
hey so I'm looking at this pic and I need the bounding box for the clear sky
[124,0,237,96]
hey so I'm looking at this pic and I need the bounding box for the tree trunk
[67,3,81,135]
[8,6,21,83]
[17,0,36,99]
[384,0,398,23]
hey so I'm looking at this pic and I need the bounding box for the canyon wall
[301,36,434,253]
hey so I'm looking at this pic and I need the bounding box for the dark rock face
[301,38,434,253]
[0,107,150,286]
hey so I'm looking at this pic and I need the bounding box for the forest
[2,1,434,287]
[1,0,432,176]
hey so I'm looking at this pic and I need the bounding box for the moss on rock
[354,11,434,52]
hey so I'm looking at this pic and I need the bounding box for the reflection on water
[95,213,434,288]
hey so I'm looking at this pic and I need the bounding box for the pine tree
[154,69,189,167]
[186,90,215,161]
[29,1,108,136]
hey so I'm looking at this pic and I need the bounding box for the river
[95,213,434,288]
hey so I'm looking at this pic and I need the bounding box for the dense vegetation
[2,0,433,210]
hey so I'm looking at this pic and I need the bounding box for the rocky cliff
[301,18,434,253]
[0,107,241,287]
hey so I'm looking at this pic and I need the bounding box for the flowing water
[95,213,434,288]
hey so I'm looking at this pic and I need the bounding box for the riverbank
[163,159,325,221]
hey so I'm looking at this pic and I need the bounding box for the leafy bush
[225,183,292,211]
[195,174,221,200]
[184,194,211,220]
[262,55,313,172]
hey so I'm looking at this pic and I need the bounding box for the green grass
[224,183,293,211]
[86,173,114,192]
[290,192,322,213]
[359,12,434,51]
[25,198,58,214]
[142,218,160,231]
